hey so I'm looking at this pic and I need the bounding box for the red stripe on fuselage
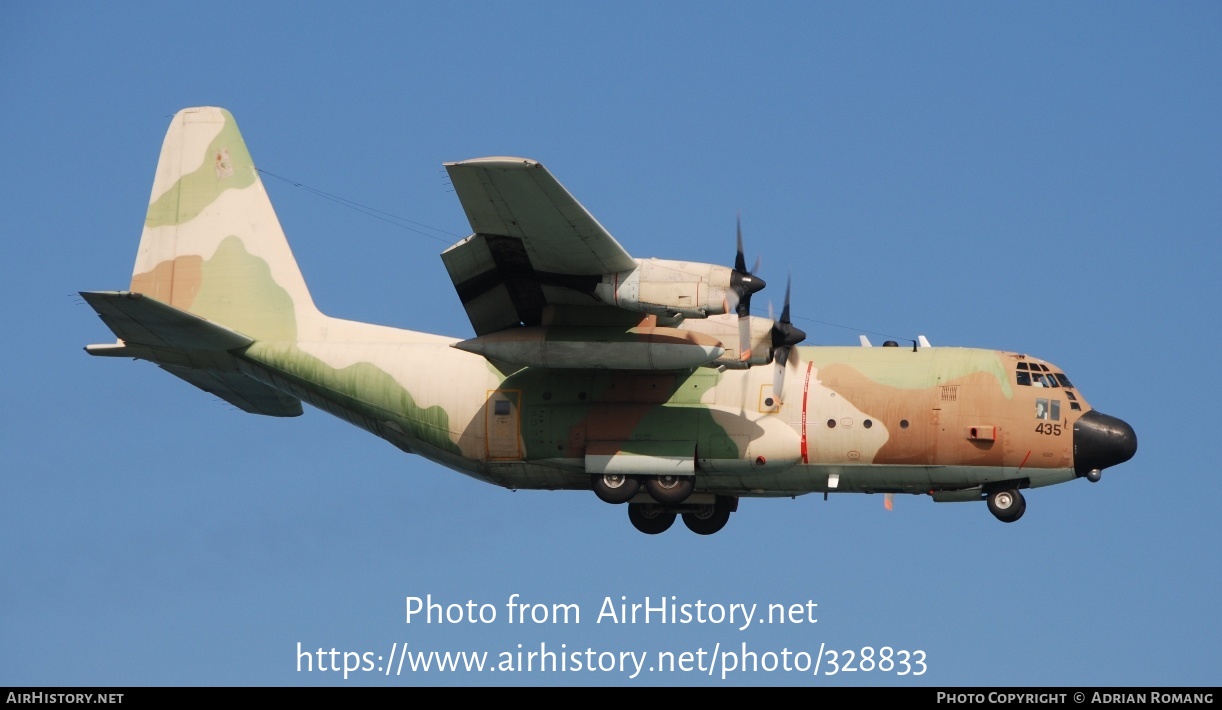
[801,361,813,463]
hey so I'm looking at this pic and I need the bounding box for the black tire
[645,474,694,505]
[628,503,676,535]
[682,496,733,535]
[592,473,640,504]
[987,488,1026,523]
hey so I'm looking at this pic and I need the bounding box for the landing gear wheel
[645,474,694,505]
[987,488,1026,523]
[682,496,733,535]
[628,503,676,535]
[592,473,640,504]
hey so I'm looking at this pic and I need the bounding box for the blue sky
[3,2,1219,687]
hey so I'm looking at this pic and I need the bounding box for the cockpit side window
[1034,398,1062,420]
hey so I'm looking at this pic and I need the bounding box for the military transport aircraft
[81,107,1137,535]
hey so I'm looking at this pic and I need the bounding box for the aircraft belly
[742,463,1074,495]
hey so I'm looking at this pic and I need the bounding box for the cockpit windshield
[1015,362,1074,390]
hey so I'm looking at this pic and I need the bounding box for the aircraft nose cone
[1073,410,1137,476]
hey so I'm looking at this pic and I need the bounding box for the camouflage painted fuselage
[236,336,1089,498]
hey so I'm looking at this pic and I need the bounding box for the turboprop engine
[592,258,739,319]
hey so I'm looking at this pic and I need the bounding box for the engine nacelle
[680,314,775,368]
[593,258,733,319]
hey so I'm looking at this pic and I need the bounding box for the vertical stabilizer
[129,107,320,342]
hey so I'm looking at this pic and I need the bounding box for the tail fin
[129,107,320,341]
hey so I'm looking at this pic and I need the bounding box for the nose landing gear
[986,488,1026,523]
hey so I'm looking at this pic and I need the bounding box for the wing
[442,157,639,335]
[441,157,761,371]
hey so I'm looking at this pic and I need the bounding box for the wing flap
[441,234,538,335]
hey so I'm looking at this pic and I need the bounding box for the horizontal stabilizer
[82,291,302,417]
[159,364,302,416]
[81,291,253,351]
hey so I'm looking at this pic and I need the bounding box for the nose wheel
[987,488,1026,523]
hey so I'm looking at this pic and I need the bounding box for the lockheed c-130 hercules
[82,107,1137,535]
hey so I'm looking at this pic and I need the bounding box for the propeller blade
[768,276,806,403]
[730,215,765,356]
[738,313,752,361]
[780,278,792,325]
[735,214,747,273]
[884,493,894,511]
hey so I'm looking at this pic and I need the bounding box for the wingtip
[444,156,541,169]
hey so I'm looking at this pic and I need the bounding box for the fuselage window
[494,400,511,415]
[1016,371,1032,386]
[1050,400,1061,420]
[1036,398,1049,419]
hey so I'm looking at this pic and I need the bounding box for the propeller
[769,276,806,402]
[725,214,766,360]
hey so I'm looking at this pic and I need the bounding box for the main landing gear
[592,473,640,504]
[592,473,736,534]
[644,474,694,505]
[627,497,737,535]
[986,488,1026,523]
